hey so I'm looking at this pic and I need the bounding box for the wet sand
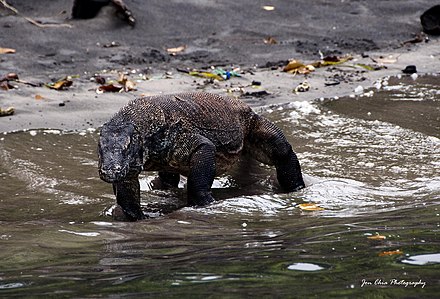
[0,0,439,132]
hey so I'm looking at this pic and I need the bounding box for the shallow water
[0,75,439,298]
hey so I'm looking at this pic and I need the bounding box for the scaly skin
[98,92,305,221]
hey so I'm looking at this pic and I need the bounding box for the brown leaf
[96,84,123,94]
[298,203,324,211]
[35,94,44,100]
[47,79,73,90]
[378,250,403,257]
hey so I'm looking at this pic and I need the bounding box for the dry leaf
[378,250,403,257]
[96,84,123,94]
[0,47,16,54]
[367,234,386,240]
[262,6,275,11]
[189,71,224,81]
[47,79,73,90]
[298,203,324,211]
[35,94,44,100]
[283,60,305,72]
[118,73,136,91]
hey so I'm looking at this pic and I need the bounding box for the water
[0,75,439,298]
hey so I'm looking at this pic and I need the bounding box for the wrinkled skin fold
[98,92,305,221]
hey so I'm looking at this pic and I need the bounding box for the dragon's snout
[99,164,127,183]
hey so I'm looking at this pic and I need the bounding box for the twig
[1,0,72,28]
[24,17,73,28]
[0,0,18,14]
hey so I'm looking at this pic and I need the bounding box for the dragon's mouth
[99,164,142,183]
[99,164,129,183]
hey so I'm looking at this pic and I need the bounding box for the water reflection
[0,75,439,297]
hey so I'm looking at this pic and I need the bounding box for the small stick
[1,0,72,28]
[0,0,18,14]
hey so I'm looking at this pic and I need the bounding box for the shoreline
[1,39,439,133]
[1,1,439,133]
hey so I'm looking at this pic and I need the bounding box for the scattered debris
[378,250,403,257]
[354,85,364,93]
[284,55,352,75]
[241,90,270,98]
[410,73,418,80]
[314,55,353,67]
[324,80,340,86]
[263,36,277,45]
[0,107,14,117]
[0,0,18,14]
[372,55,399,64]
[0,73,18,90]
[0,47,15,54]
[96,84,123,93]
[95,72,136,93]
[24,16,73,28]
[355,63,383,71]
[298,203,324,211]
[294,81,311,93]
[213,68,241,80]
[367,234,387,240]
[421,5,440,35]
[402,65,417,74]
[93,75,106,85]
[0,81,15,90]
[262,6,275,11]
[403,32,429,45]
[251,80,261,86]
[0,72,18,82]
[189,71,223,81]
[283,60,315,75]
[178,67,242,81]
[166,45,187,55]
[46,77,73,90]
[103,41,121,48]
[118,73,136,91]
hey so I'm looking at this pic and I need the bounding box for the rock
[402,65,417,74]
[421,5,440,35]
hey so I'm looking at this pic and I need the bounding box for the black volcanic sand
[0,0,439,131]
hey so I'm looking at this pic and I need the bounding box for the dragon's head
[98,122,143,183]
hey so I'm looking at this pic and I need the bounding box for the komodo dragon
[98,92,305,221]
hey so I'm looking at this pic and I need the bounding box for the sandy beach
[1,0,439,132]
